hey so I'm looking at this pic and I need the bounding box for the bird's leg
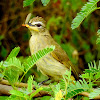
[38,78,50,86]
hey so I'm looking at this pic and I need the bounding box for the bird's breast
[36,54,67,81]
[29,35,48,55]
[29,34,68,81]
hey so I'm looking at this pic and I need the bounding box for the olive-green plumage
[23,16,79,81]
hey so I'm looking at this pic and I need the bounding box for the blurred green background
[0,0,100,81]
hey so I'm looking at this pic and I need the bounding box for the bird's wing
[46,35,79,79]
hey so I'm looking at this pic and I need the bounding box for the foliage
[1,60,100,99]
[24,45,55,72]
[43,61,100,100]
[0,0,100,99]
[23,0,35,7]
[96,29,100,44]
[89,88,100,99]
[0,46,55,99]
[0,46,55,84]
[8,75,43,100]
[71,0,100,29]
[1,0,99,69]
[80,61,100,84]
[23,0,50,7]
[1,46,100,100]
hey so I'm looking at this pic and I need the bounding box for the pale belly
[29,35,68,81]
[36,54,67,81]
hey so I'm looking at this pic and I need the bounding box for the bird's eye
[36,24,42,27]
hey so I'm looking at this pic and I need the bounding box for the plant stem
[96,7,100,10]
[19,72,26,83]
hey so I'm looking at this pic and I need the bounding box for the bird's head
[22,16,46,35]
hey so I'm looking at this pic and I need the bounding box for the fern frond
[60,79,66,91]
[4,57,24,72]
[80,61,100,83]
[66,79,92,99]
[6,47,20,61]
[24,45,55,72]
[27,75,33,93]
[0,61,3,67]
[85,61,100,73]
[89,88,100,99]
[71,0,99,29]
[10,89,29,98]
[96,29,100,44]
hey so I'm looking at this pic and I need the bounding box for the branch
[80,92,100,100]
[0,79,100,99]
[0,79,28,88]
[0,84,50,97]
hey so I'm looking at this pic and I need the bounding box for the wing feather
[45,34,79,79]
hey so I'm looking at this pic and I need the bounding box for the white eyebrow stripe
[31,22,43,25]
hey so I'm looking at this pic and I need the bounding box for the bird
[22,16,79,82]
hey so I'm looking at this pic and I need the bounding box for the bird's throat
[30,30,39,36]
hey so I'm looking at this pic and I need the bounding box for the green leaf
[0,61,3,67]
[41,96,51,100]
[0,73,4,79]
[3,57,24,85]
[87,61,100,71]
[81,61,100,83]
[96,38,100,44]
[66,79,92,99]
[24,45,55,73]
[27,75,33,93]
[54,83,60,95]
[96,29,100,44]
[89,88,100,99]
[10,90,29,98]
[95,72,100,80]
[33,81,39,89]
[7,95,25,100]
[0,96,8,100]
[71,0,99,29]
[23,0,35,7]
[60,79,66,91]
[80,73,90,79]
[4,66,20,85]
[6,47,20,61]
[66,89,85,99]
[30,87,43,99]
[41,0,50,6]
[4,57,24,71]
[0,61,5,79]
[97,29,100,35]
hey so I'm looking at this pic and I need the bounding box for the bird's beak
[22,24,39,32]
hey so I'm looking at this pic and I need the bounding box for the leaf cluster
[0,46,55,99]
[45,61,100,100]
[71,0,100,29]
